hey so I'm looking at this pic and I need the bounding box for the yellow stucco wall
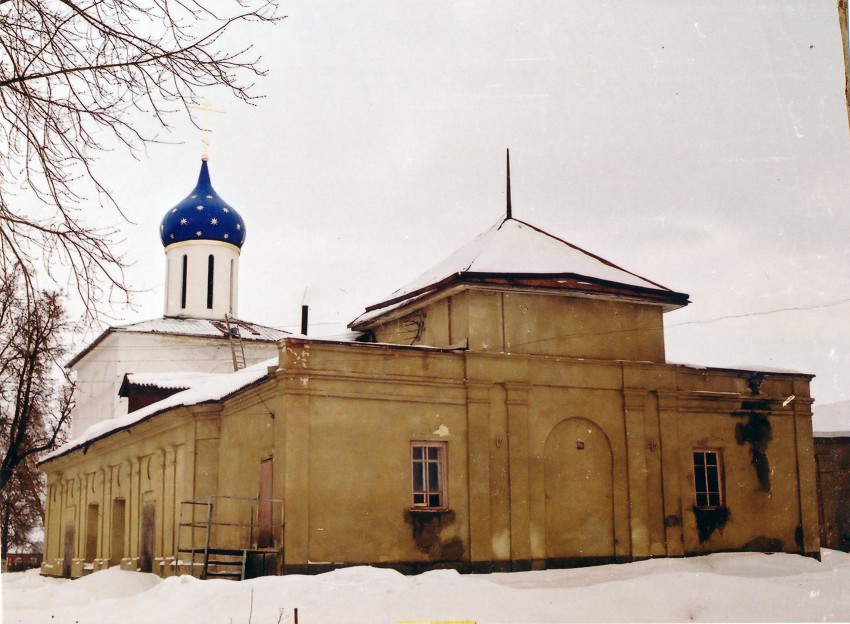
[269,339,817,573]
[41,408,198,577]
[40,336,818,578]
[372,288,666,362]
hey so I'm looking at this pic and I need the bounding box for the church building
[40,157,820,579]
[66,159,288,439]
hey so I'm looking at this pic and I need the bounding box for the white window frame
[410,441,447,511]
[693,449,724,509]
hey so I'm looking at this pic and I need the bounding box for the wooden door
[63,523,74,578]
[140,502,155,573]
[85,504,99,562]
[111,499,125,565]
[258,459,273,548]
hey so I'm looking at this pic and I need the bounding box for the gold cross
[189,101,226,159]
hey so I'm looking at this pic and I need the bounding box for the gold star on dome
[196,231,203,237]
[180,218,188,225]
[210,218,218,225]
[236,223,241,230]
[196,205,204,211]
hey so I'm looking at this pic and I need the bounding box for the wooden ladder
[225,314,246,371]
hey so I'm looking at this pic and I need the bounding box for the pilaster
[793,400,820,556]
[623,389,650,559]
[505,382,531,571]
[164,446,177,557]
[130,457,141,558]
[98,468,109,559]
[282,377,310,571]
[657,391,684,556]
[465,381,493,570]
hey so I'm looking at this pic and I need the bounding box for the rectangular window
[693,450,723,509]
[411,442,447,510]
[180,255,188,309]
[206,254,214,309]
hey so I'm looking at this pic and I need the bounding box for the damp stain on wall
[404,509,465,561]
[735,400,773,492]
[693,506,729,543]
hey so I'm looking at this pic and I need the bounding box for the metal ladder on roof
[225,314,246,371]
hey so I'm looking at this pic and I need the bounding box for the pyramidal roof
[351,217,689,328]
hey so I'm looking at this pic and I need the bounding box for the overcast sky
[72,1,850,405]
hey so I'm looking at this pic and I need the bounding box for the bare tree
[0,265,73,487]
[0,264,73,556]
[0,451,44,559]
[840,0,850,133]
[0,0,281,318]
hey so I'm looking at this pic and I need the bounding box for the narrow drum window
[411,441,447,510]
[207,255,214,309]
[229,259,235,314]
[693,450,723,509]
[180,255,188,309]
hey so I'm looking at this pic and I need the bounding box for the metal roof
[67,316,290,368]
[351,217,690,328]
[118,371,220,396]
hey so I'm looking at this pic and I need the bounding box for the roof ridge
[508,218,672,292]
[352,216,687,328]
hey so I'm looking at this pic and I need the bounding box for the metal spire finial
[506,149,512,220]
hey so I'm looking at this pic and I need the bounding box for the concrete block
[40,562,59,577]
[158,557,176,578]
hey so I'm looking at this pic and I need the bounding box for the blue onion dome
[160,159,246,248]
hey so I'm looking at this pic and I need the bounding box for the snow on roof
[67,316,289,367]
[668,362,808,376]
[352,217,688,327]
[42,358,278,463]
[724,364,807,375]
[116,316,289,341]
[121,371,220,391]
[311,329,368,342]
[813,399,850,437]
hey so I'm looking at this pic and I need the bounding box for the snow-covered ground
[4,550,850,623]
